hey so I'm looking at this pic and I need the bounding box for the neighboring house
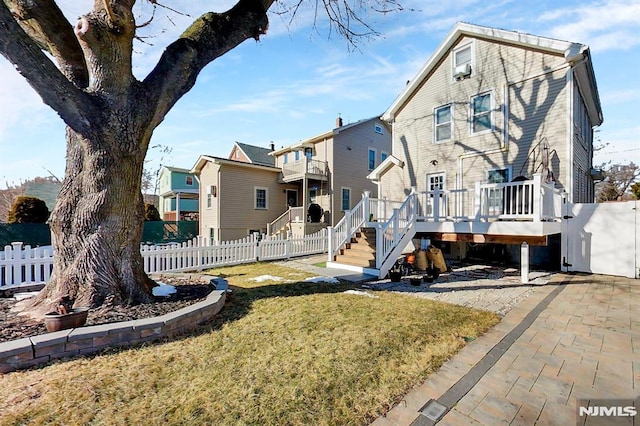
[24,178,62,212]
[191,154,298,242]
[158,166,199,221]
[269,116,391,227]
[329,22,603,278]
[192,117,391,242]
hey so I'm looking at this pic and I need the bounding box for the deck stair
[333,227,377,268]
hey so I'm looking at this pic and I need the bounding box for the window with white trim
[255,187,268,209]
[341,187,351,211]
[294,151,300,161]
[304,147,313,159]
[453,43,473,80]
[374,123,384,134]
[283,153,288,164]
[471,92,493,134]
[185,176,193,186]
[434,104,452,142]
[381,151,389,162]
[368,148,376,171]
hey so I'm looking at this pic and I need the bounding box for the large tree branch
[0,1,96,134]
[3,0,89,88]
[141,0,274,129]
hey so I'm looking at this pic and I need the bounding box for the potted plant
[388,265,402,282]
[43,296,90,332]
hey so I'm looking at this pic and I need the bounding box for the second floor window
[304,147,313,159]
[294,151,300,161]
[435,105,452,142]
[185,176,193,186]
[368,148,376,171]
[471,92,493,134]
[283,153,288,164]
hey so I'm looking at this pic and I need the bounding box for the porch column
[363,191,370,224]
[532,174,542,222]
[521,241,529,284]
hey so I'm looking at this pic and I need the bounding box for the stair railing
[375,192,418,277]
[327,192,370,261]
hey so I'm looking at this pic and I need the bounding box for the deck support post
[521,241,529,283]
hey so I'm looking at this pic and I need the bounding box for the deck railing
[281,158,328,180]
[375,193,417,277]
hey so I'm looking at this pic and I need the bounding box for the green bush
[144,203,161,221]
[8,196,50,223]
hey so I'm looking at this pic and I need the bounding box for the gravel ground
[362,263,554,316]
[0,276,213,344]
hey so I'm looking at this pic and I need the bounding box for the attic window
[453,43,473,80]
[374,124,384,134]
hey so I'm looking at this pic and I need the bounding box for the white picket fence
[0,229,328,289]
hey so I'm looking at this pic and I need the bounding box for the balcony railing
[281,158,328,181]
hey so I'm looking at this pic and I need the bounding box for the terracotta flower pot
[44,307,90,332]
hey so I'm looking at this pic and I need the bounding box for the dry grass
[0,262,500,425]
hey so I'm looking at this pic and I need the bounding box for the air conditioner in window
[453,63,472,80]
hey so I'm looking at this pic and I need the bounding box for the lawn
[0,263,500,425]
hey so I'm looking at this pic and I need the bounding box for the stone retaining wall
[0,275,227,373]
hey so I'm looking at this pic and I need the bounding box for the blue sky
[1,0,639,189]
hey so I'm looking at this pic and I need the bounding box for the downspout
[566,68,574,203]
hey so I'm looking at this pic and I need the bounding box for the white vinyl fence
[1,229,328,289]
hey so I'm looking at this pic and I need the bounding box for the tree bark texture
[0,0,271,318]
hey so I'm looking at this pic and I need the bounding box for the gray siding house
[328,22,603,278]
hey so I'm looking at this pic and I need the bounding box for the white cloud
[539,0,640,51]
[600,88,640,105]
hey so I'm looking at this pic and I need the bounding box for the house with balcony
[327,22,603,279]
[267,116,391,235]
[158,166,199,221]
[191,117,391,241]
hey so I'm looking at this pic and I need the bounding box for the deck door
[426,172,446,218]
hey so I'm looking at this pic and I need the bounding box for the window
[206,185,216,209]
[471,92,493,134]
[309,188,317,203]
[368,148,376,171]
[453,43,473,80]
[487,168,510,184]
[434,105,452,142]
[374,124,384,134]
[341,187,351,211]
[381,151,389,162]
[304,147,313,159]
[185,176,193,186]
[294,151,300,161]
[164,198,172,212]
[283,153,288,164]
[255,187,268,209]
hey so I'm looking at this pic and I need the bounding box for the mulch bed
[0,277,213,344]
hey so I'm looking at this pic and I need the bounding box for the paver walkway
[372,273,640,425]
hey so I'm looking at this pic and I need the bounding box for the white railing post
[253,233,261,261]
[327,226,334,262]
[363,191,371,224]
[474,181,482,220]
[433,188,440,221]
[532,174,542,222]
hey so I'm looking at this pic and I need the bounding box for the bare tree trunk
[22,124,155,318]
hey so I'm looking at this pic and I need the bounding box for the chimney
[270,141,275,151]
[336,114,343,128]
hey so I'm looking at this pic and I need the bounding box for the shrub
[144,203,161,221]
[8,196,50,223]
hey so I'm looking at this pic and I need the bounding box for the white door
[426,173,446,218]
[562,200,638,278]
